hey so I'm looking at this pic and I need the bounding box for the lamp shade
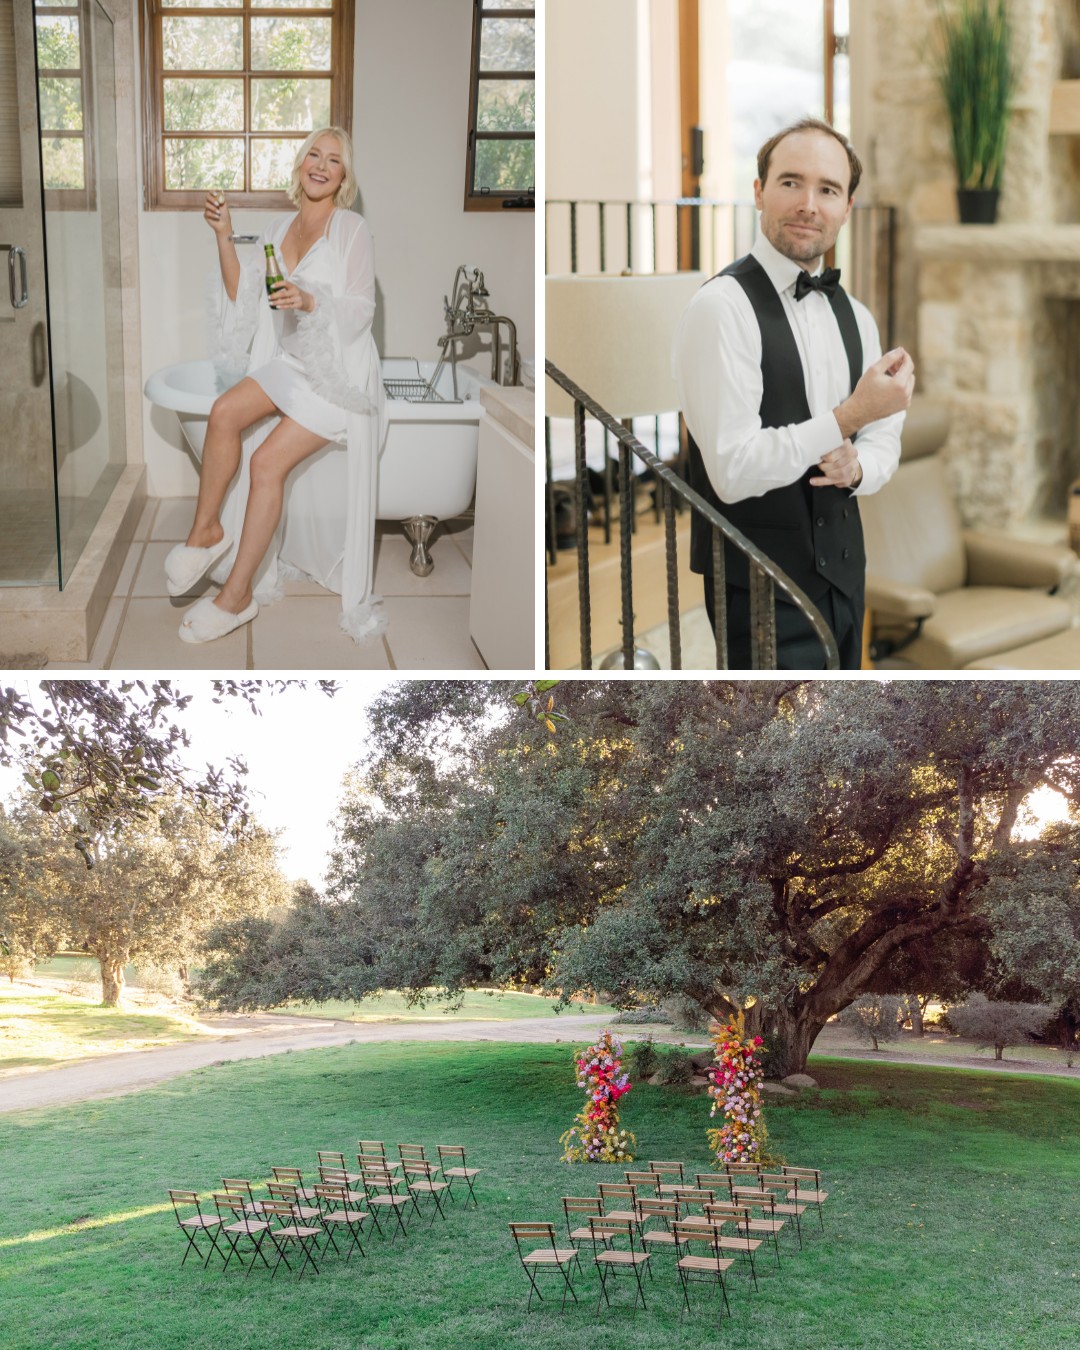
[545,272,705,420]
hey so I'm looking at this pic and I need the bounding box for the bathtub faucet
[434,265,519,393]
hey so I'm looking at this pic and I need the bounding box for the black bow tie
[795,266,841,301]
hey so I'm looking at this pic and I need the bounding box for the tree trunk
[994,1044,1004,1060]
[99,956,126,1007]
[754,1006,823,1078]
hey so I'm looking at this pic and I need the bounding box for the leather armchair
[861,398,1076,669]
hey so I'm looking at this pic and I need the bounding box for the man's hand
[834,348,915,440]
[811,438,861,489]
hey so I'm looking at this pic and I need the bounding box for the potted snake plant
[934,0,1018,223]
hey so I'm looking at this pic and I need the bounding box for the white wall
[138,0,534,498]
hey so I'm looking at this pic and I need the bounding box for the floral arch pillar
[706,1011,770,1166]
[560,1029,637,1163]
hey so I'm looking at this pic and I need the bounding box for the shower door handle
[5,245,28,309]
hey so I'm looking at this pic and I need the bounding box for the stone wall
[856,0,1080,529]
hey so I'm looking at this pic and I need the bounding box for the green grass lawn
[0,985,207,1071]
[279,988,612,1022]
[1,1044,1078,1350]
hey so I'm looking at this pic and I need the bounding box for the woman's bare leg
[186,378,278,548]
[214,416,330,614]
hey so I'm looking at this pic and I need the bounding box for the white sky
[0,677,403,886]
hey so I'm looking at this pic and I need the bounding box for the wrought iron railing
[545,361,840,671]
[545,197,897,348]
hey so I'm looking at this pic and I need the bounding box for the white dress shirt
[671,229,903,504]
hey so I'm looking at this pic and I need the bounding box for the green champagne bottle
[264,243,284,301]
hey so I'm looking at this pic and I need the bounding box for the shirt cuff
[800,411,844,466]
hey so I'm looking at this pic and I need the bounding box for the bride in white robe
[166,126,387,645]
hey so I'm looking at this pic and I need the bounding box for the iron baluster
[545,360,839,671]
[619,438,634,670]
[574,397,592,668]
[748,565,777,670]
[664,481,682,670]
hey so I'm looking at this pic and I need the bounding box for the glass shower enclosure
[0,0,125,587]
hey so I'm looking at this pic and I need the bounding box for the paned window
[465,0,534,211]
[36,0,95,209]
[140,0,354,210]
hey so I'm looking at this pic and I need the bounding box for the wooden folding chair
[647,1160,686,1196]
[318,1166,365,1204]
[672,1220,734,1321]
[783,1166,828,1231]
[562,1196,605,1251]
[437,1145,480,1208]
[221,1178,266,1214]
[695,1172,735,1200]
[168,1190,224,1269]
[671,1186,717,1227]
[266,1182,321,1224]
[688,1213,761,1290]
[404,1160,449,1224]
[358,1139,387,1157]
[759,1173,807,1246]
[635,1197,680,1255]
[397,1143,434,1179]
[359,1161,411,1241]
[598,1182,638,1221]
[260,1199,322,1280]
[314,1182,369,1262]
[588,1217,651,1315]
[317,1152,362,1185]
[624,1170,661,1199]
[706,1198,783,1267]
[509,1222,580,1311]
[213,1193,272,1275]
[269,1166,319,1204]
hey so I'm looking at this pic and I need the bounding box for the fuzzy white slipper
[178,595,258,644]
[164,535,233,597]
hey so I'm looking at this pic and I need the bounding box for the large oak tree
[201,681,1080,1074]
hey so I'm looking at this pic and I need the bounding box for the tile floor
[53,497,486,671]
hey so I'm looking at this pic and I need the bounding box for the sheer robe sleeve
[294,216,377,413]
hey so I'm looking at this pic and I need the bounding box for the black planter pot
[957,188,1000,224]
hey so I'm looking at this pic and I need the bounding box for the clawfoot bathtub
[144,357,490,576]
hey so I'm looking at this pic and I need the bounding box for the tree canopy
[0,679,336,861]
[199,680,1080,1074]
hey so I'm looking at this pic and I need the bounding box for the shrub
[837,994,904,1050]
[614,1005,666,1024]
[627,1035,661,1080]
[946,993,1055,1060]
[654,1047,695,1085]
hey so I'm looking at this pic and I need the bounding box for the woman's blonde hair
[288,126,358,208]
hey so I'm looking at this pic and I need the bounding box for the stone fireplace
[916,225,1080,532]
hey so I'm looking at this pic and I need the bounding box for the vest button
[818,557,827,568]
[843,508,850,519]
[816,516,826,528]
[843,548,850,560]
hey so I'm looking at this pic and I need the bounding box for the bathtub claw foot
[403,515,438,577]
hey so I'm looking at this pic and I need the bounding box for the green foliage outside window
[470,5,534,201]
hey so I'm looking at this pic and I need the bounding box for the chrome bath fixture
[433,264,519,396]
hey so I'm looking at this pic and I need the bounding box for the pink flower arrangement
[706,1012,771,1166]
[560,1029,637,1164]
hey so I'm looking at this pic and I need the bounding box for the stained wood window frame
[36,0,97,213]
[139,0,354,212]
[464,0,534,212]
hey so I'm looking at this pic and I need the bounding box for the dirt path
[0,1013,612,1114]
[3,1014,1076,1115]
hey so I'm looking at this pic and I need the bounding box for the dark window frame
[464,1,534,213]
[139,0,354,212]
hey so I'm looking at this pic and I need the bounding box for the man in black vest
[672,117,915,669]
